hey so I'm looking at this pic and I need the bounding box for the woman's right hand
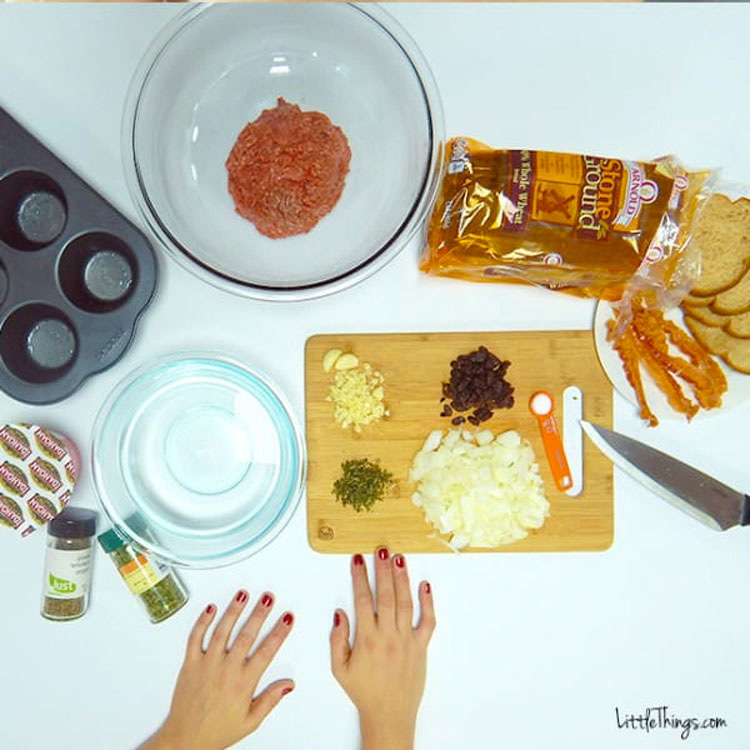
[330,548,436,750]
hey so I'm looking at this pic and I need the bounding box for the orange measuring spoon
[529,391,572,492]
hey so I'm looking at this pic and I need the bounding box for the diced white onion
[409,428,550,549]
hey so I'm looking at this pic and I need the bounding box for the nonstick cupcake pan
[0,106,157,404]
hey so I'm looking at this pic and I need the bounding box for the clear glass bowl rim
[91,351,307,569]
[121,2,446,302]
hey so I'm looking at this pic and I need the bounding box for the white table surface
[2,4,750,750]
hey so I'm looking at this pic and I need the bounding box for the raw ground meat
[225,98,351,239]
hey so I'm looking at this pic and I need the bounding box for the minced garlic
[326,363,388,432]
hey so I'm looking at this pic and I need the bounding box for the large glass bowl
[92,353,305,568]
[122,4,444,300]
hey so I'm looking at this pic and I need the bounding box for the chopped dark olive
[440,346,514,425]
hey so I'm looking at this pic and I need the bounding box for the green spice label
[49,573,76,594]
[43,547,92,600]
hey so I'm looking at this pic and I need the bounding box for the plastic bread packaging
[421,137,717,318]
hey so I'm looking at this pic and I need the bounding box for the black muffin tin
[0,106,157,404]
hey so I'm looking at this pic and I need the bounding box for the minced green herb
[333,458,394,513]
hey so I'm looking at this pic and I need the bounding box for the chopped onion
[409,428,549,550]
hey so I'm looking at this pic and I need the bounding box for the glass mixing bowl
[123,4,444,300]
[92,353,305,568]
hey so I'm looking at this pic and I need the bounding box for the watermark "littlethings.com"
[615,706,727,740]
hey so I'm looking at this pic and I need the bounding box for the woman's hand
[142,590,295,750]
[330,548,436,750]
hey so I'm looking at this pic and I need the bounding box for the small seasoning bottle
[41,507,97,621]
[98,528,188,623]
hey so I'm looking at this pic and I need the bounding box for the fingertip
[350,554,375,624]
[331,608,349,633]
[419,581,435,618]
[186,603,214,656]
[261,591,274,608]
[417,580,436,640]
[246,679,295,731]
[329,609,351,675]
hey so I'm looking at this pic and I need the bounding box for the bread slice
[683,304,727,327]
[711,267,750,314]
[683,292,715,308]
[689,195,750,297]
[685,317,750,374]
[727,310,750,338]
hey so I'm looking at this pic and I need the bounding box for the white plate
[593,301,750,422]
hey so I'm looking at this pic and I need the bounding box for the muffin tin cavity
[0,263,8,307]
[59,233,136,313]
[0,106,157,404]
[0,170,67,250]
[0,303,77,383]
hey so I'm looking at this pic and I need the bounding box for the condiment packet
[0,423,79,537]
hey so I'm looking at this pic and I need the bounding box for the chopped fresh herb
[333,458,394,513]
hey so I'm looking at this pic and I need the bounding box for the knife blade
[581,421,750,531]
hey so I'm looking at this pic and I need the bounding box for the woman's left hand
[142,589,295,750]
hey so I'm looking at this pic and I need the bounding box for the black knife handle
[741,496,750,526]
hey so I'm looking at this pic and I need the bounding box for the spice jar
[41,507,97,621]
[98,528,188,623]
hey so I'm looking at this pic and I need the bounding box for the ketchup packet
[0,423,79,538]
[421,137,715,302]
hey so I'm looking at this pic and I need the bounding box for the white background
[1,4,750,750]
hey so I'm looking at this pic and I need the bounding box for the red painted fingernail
[378,547,389,560]
[424,582,431,594]
[205,604,215,614]
[333,611,340,627]
[394,554,405,568]
[282,687,293,696]
[283,612,294,626]
[236,590,248,604]
[353,553,364,566]
[261,593,273,607]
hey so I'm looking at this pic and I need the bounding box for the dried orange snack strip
[631,329,700,421]
[607,318,659,427]
[631,309,718,410]
[663,319,727,400]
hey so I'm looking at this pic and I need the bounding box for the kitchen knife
[581,421,750,531]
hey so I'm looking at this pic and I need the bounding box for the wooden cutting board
[305,331,613,553]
